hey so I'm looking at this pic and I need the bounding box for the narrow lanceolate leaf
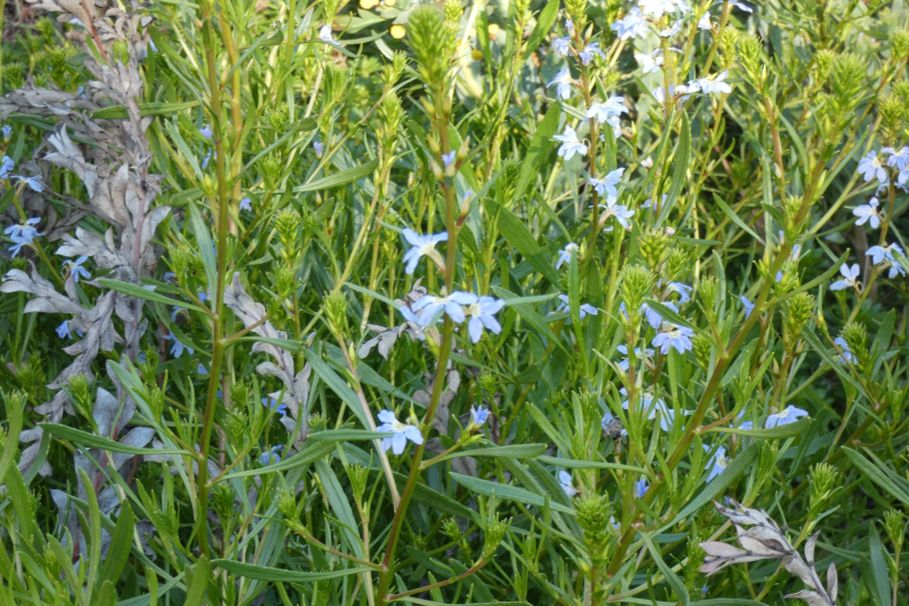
[293,159,378,193]
[212,560,368,582]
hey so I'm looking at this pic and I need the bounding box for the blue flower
[667,281,693,304]
[556,294,598,319]
[412,291,476,326]
[651,323,694,355]
[739,295,755,317]
[1,124,11,139]
[199,125,213,139]
[0,155,14,179]
[164,331,194,358]
[548,66,573,100]
[56,320,73,339]
[376,409,423,455]
[318,24,336,44]
[262,397,288,415]
[402,228,448,275]
[704,445,727,482]
[642,301,678,330]
[553,125,587,160]
[558,470,578,497]
[688,71,731,95]
[600,410,627,436]
[4,217,43,257]
[13,175,44,193]
[834,336,856,364]
[587,167,625,198]
[830,263,860,291]
[885,145,909,188]
[63,256,91,283]
[239,197,252,212]
[586,98,627,134]
[465,296,505,343]
[441,151,456,167]
[470,405,490,426]
[853,197,882,229]
[313,138,324,158]
[611,8,648,40]
[867,243,907,278]
[259,445,283,466]
[764,405,808,429]
[857,151,888,187]
[579,42,603,65]
[633,476,649,498]
[550,36,571,57]
[616,344,653,372]
[593,197,635,230]
[621,389,689,432]
[555,242,579,269]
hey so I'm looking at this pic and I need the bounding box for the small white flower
[830,263,860,291]
[586,97,628,126]
[689,71,731,95]
[866,243,907,278]
[319,24,336,44]
[548,66,573,100]
[834,336,856,365]
[594,198,635,230]
[853,197,882,229]
[635,49,664,74]
[579,42,604,65]
[550,36,571,57]
[412,291,478,326]
[558,470,578,497]
[553,125,588,161]
[377,410,424,455]
[639,0,691,18]
[611,8,649,40]
[587,167,625,198]
[698,12,712,30]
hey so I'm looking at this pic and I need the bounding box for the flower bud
[783,292,814,352]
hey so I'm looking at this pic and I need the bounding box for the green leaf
[639,531,690,605]
[91,100,200,120]
[515,103,560,201]
[494,204,559,283]
[212,560,367,582]
[40,423,187,456]
[183,556,210,606]
[99,503,135,588]
[536,455,646,474]
[866,525,891,606]
[293,159,378,193]
[525,0,559,53]
[217,440,336,481]
[705,419,809,439]
[429,443,548,465]
[450,472,573,514]
[843,447,909,506]
[189,204,218,302]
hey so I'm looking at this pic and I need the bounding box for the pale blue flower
[639,0,691,19]
[318,24,336,44]
[600,410,627,436]
[558,470,578,497]
[164,331,194,358]
[553,125,587,161]
[14,175,44,192]
[642,301,678,330]
[550,36,571,57]
[556,294,598,318]
[658,19,682,38]
[587,167,624,198]
[688,71,731,95]
[853,197,882,229]
[466,296,505,343]
[621,389,689,432]
[697,12,712,30]
[56,320,73,339]
[402,228,448,275]
[857,151,888,187]
[1,124,11,139]
[0,155,13,178]
[834,336,856,364]
[555,242,579,269]
[616,344,654,372]
[412,291,477,325]
[764,404,808,429]
[652,323,694,355]
[885,146,909,188]
[667,281,692,304]
[594,197,635,230]
[259,445,283,465]
[441,151,456,167]
[830,263,860,291]
[704,445,727,482]
[239,197,252,212]
[635,49,664,74]
[313,138,324,158]
[63,255,91,283]
[579,42,603,65]
[377,409,423,455]
[262,397,288,415]
[634,477,649,498]
[739,295,754,317]
[611,8,648,40]
[471,405,490,426]
[586,97,627,127]
[548,66,573,100]
[867,243,907,278]
[4,217,43,257]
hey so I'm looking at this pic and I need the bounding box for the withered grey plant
[700,499,838,606]
[0,0,168,427]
